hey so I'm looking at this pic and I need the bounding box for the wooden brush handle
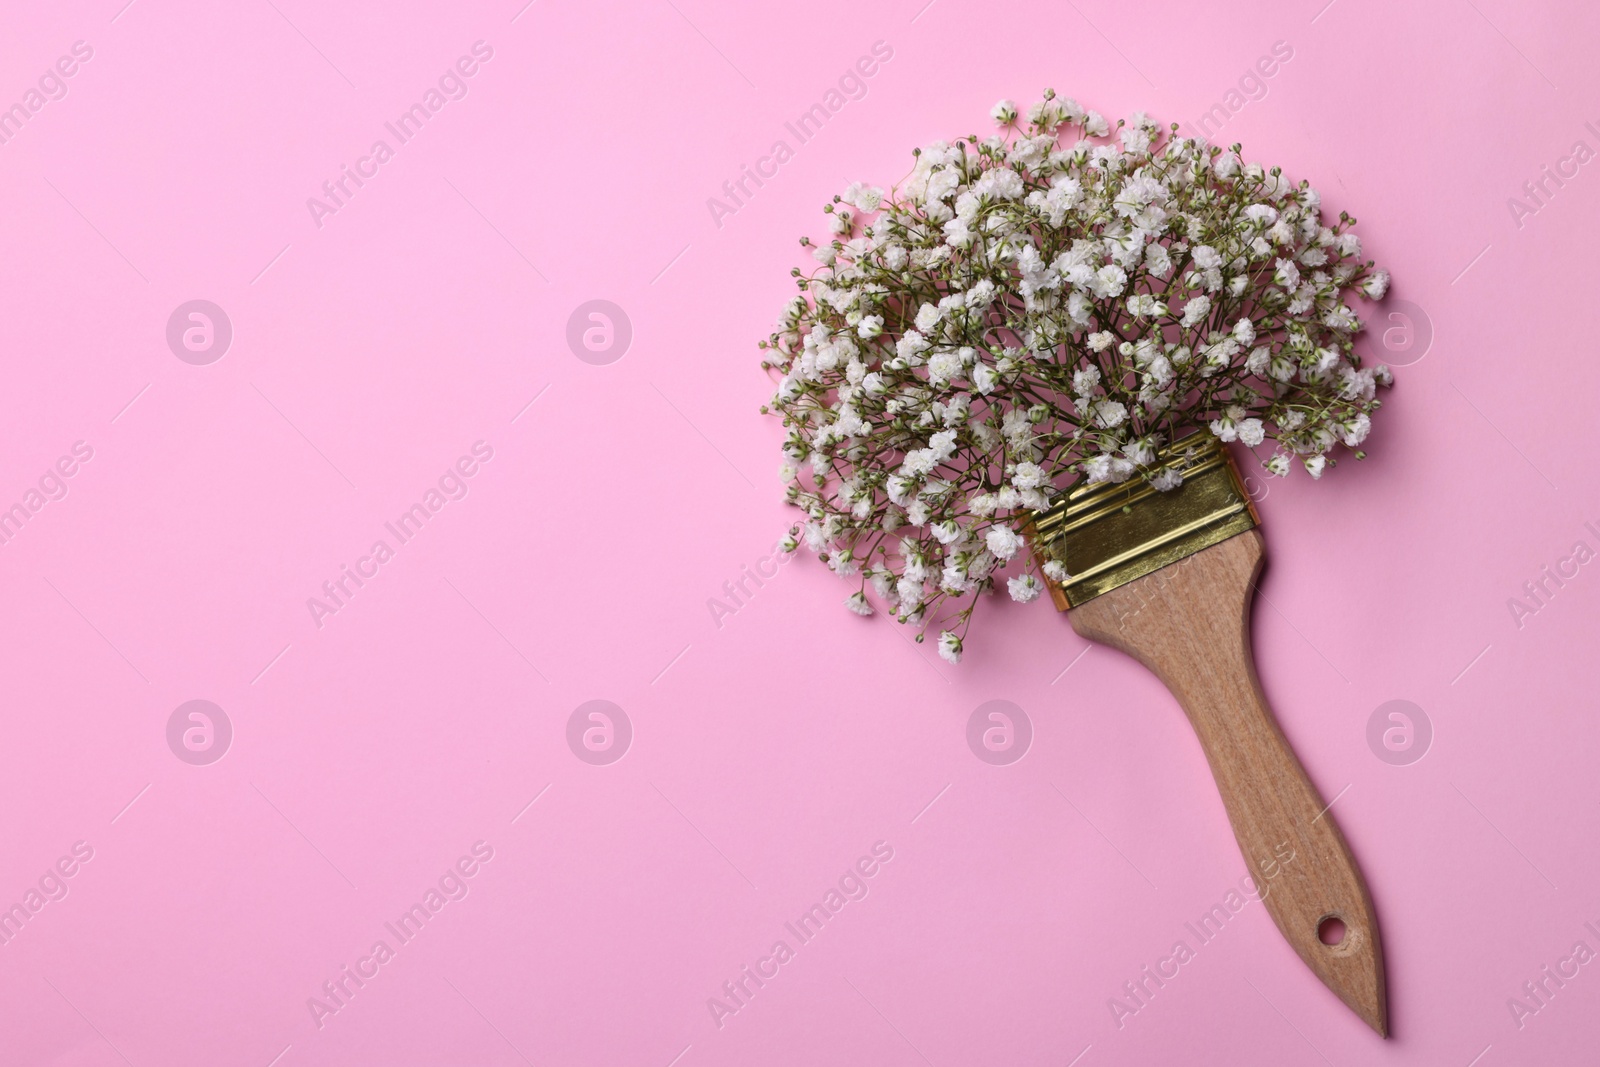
[1068,529,1388,1036]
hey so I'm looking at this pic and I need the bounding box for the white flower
[1066,290,1093,325]
[1127,293,1165,318]
[1042,560,1069,581]
[1090,264,1128,298]
[1011,461,1047,490]
[1180,295,1211,327]
[926,167,961,201]
[1012,135,1053,170]
[942,217,974,248]
[927,349,964,383]
[1122,437,1156,465]
[1084,453,1134,483]
[1304,454,1327,479]
[857,315,884,339]
[986,524,1023,561]
[1073,365,1102,393]
[940,561,971,594]
[843,182,885,212]
[1001,408,1033,447]
[1338,413,1372,447]
[1145,242,1172,277]
[1086,331,1116,352]
[1323,305,1358,332]
[1008,574,1043,603]
[1028,176,1083,225]
[1339,366,1377,400]
[901,448,937,476]
[1149,468,1183,491]
[1093,399,1128,428]
[845,591,873,616]
[1237,418,1266,447]
[975,167,1025,200]
[937,631,963,664]
[896,330,930,360]
[991,99,1018,125]
[1360,270,1390,300]
[914,303,942,332]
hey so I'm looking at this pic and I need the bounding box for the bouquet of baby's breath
[762,91,1392,663]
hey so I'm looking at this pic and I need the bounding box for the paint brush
[1027,434,1386,1035]
[762,90,1396,1036]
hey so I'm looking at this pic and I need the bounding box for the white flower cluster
[762,90,1393,663]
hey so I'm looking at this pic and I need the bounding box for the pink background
[0,0,1596,1064]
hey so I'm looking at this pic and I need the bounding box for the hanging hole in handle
[1317,915,1347,947]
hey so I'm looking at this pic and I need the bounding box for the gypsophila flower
[843,182,885,212]
[1011,461,1047,489]
[1181,294,1212,327]
[1150,468,1184,491]
[1008,574,1043,603]
[986,524,1023,561]
[763,91,1394,659]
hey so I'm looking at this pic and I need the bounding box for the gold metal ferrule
[1025,435,1260,610]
